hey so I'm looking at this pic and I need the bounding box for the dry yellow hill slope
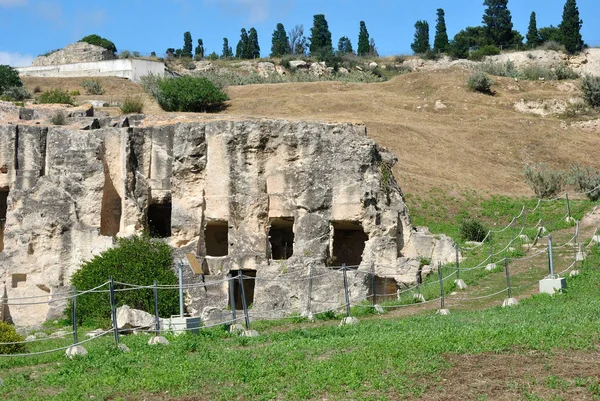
[22,68,600,198]
[223,68,600,197]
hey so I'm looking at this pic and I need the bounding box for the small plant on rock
[467,71,493,94]
[120,96,144,114]
[50,111,66,125]
[524,164,565,198]
[459,219,487,242]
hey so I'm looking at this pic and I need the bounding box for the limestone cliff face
[0,119,454,325]
[32,42,116,67]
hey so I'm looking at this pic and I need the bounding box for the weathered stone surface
[32,42,115,67]
[19,108,35,121]
[65,345,88,358]
[0,118,453,326]
[115,305,155,331]
[148,336,169,345]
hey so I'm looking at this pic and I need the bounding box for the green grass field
[1,195,598,400]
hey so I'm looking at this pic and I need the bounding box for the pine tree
[526,12,542,47]
[182,31,193,58]
[271,23,290,57]
[433,9,449,53]
[482,0,515,47]
[248,27,260,59]
[560,0,583,54]
[337,36,353,54]
[309,14,333,55]
[411,20,430,54]
[236,28,249,58]
[194,39,204,59]
[357,21,370,56]
[221,38,233,58]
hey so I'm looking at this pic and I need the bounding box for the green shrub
[120,96,144,114]
[521,65,556,81]
[186,61,196,70]
[50,111,66,125]
[569,165,600,201]
[459,219,487,242]
[539,40,565,52]
[67,236,179,325]
[207,52,219,61]
[33,86,42,93]
[155,76,228,112]
[477,60,520,78]
[38,89,74,105]
[524,164,565,198]
[118,50,131,59]
[69,90,80,96]
[0,85,30,101]
[0,322,26,354]
[554,63,579,80]
[468,45,500,61]
[581,75,600,107]
[423,50,439,61]
[467,72,493,94]
[394,55,406,64]
[79,34,117,54]
[0,64,22,95]
[81,79,104,95]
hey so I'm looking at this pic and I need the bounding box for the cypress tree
[560,0,583,54]
[357,21,370,56]
[194,39,204,59]
[482,0,515,47]
[337,36,353,54]
[236,28,248,58]
[248,27,260,59]
[221,38,233,58]
[182,31,193,58]
[526,12,542,47]
[309,14,333,55]
[433,9,449,53]
[411,20,430,54]
[271,23,290,57]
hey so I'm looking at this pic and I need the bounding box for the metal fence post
[342,263,351,317]
[153,280,160,336]
[228,273,237,323]
[489,232,493,259]
[237,270,250,329]
[504,258,512,299]
[548,234,555,278]
[178,260,184,317]
[455,244,460,280]
[438,263,444,309]
[307,266,313,314]
[566,193,572,221]
[109,276,119,345]
[72,286,78,345]
[371,262,376,305]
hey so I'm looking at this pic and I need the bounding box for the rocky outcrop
[0,118,454,325]
[32,42,116,67]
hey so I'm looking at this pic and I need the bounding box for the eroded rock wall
[0,119,454,325]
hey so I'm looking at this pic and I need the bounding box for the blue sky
[1,0,599,66]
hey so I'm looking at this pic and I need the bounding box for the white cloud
[203,0,272,24]
[0,0,27,7]
[0,52,34,66]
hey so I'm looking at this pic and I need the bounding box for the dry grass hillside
[223,68,600,197]
[22,68,600,198]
